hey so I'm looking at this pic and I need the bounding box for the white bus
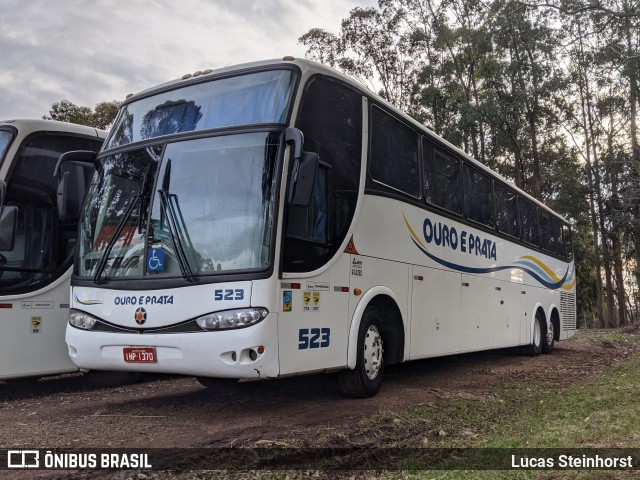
[65,58,576,397]
[0,119,105,380]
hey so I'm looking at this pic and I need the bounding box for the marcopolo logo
[134,307,147,325]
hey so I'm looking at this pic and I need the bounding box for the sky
[0,0,377,120]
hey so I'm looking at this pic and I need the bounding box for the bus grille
[560,292,576,330]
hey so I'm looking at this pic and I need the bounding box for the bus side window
[283,76,362,273]
[463,163,494,227]
[423,139,462,215]
[495,183,519,238]
[562,223,573,260]
[369,106,420,198]
[519,197,539,247]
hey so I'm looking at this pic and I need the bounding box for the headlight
[196,307,268,330]
[69,309,98,330]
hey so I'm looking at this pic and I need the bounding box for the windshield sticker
[147,248,165,272]
[114,295,174,306]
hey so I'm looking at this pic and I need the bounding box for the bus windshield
[104,69,296,150]
[1,133,102,294]
[77,131,280,280]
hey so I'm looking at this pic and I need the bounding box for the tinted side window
[2,133,102,295]
[495,183,519,237]
[284,77,363,272]
[423,139,462,215]
[540,211,552,251]
[551,217,564,256]
[520,198,539,246]
[540,212,564,256]
[562,224,573,260]
[463,164,494,227]
[369,107,420,198]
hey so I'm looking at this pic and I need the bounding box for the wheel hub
[363,325,383,380]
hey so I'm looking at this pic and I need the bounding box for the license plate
[123,347,156,363]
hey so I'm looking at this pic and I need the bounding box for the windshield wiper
[93,195,140,284]
[138,163,156,234]
[158,159,196,282]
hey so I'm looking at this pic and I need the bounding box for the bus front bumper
[65,315,279,379]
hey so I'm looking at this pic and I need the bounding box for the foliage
[44,99,121,129]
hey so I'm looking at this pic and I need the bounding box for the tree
[44,99,121,129]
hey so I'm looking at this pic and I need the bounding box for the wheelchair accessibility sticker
[147,248,165,272]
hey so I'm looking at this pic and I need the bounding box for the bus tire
[338,307,385,398]
[542,319,555,354]
[528,312,543,356]
[196,377,238,396]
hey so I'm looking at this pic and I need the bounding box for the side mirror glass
[56,155,96,221]
[0,205,17,251]
[55,150,97,221]
[289,152,319,207]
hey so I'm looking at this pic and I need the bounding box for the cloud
[0,0,375,120]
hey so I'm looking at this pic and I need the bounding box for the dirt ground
[1,333,638,477]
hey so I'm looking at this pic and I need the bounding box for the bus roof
[0,118,107,139]
[123,57,568,224]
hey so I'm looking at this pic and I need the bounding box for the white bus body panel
[0,269,78,379]
[347,194,576,360]
[0,119,105,380]
[67,281,280,378]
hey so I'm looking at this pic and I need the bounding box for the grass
[139,330,640,480]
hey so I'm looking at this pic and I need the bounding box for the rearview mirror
[55,151,97,221]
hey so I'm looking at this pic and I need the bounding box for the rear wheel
[528,312,543,356]
[339,307,385,398]
[542,318,555,354]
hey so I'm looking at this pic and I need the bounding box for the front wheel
[338,307,385,398]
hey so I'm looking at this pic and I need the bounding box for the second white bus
[0,119,105,380]
[64,58,576,397]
